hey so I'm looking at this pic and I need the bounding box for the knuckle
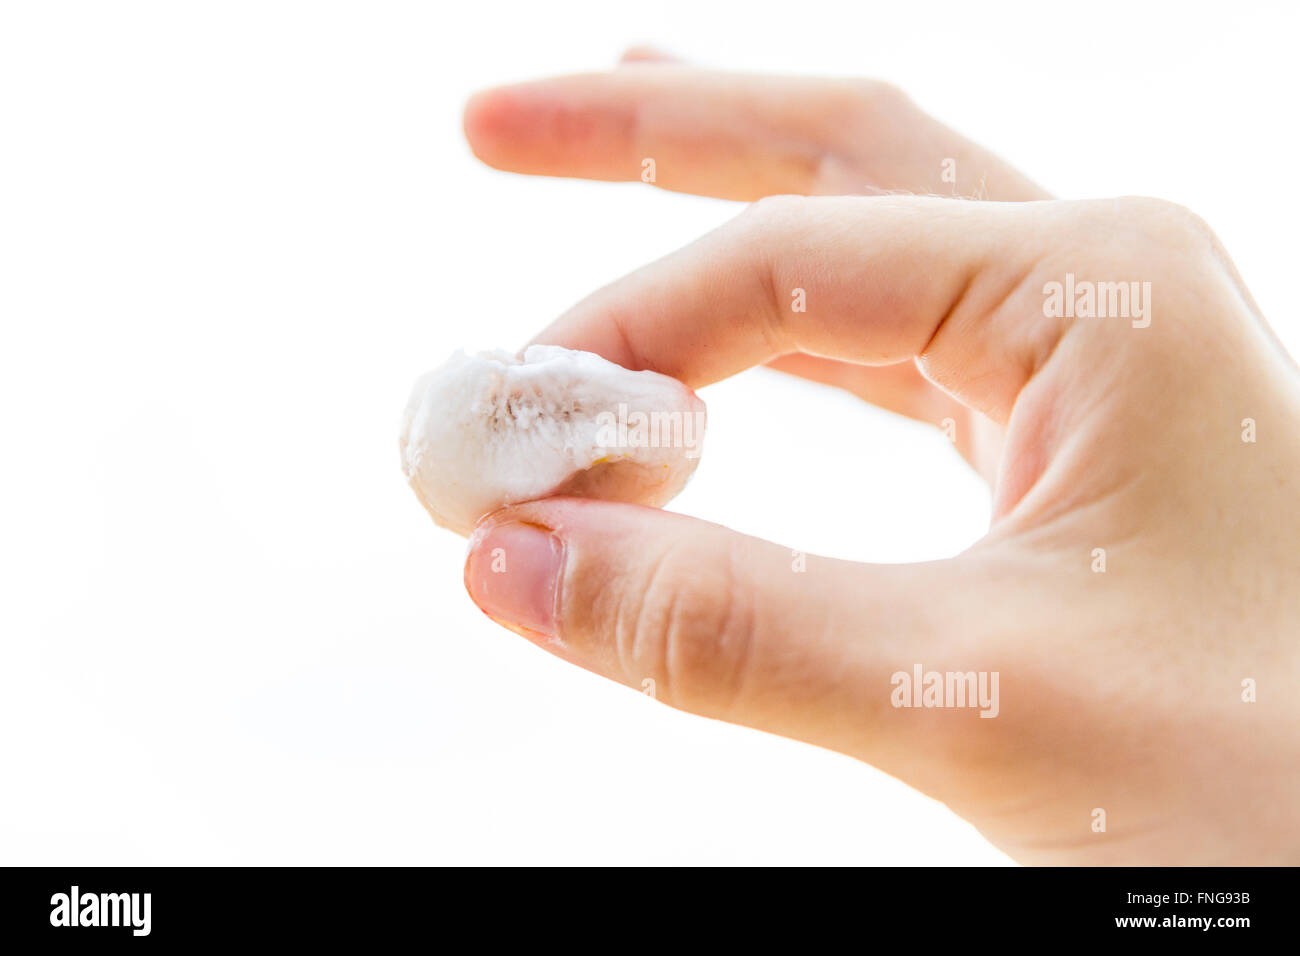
[830,78,911,119]
[739,192,810,230]
[731,194,807,333]
[857,78,912,112]
[1118,196,1220,253]
[620,542,755,714]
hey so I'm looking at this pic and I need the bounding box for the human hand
[458,55,1300,864]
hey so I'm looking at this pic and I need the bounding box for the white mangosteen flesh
[400,345,707,535]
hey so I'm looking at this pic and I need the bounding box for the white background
[2,1,1296,865]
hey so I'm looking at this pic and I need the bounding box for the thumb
[463,497,1000,775]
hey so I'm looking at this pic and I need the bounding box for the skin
[458,51,1300,865]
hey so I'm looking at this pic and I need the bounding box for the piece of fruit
[400,345,707,535]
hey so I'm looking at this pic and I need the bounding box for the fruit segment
[400,346,707,535]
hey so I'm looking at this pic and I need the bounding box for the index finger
[529,194,1064,425]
